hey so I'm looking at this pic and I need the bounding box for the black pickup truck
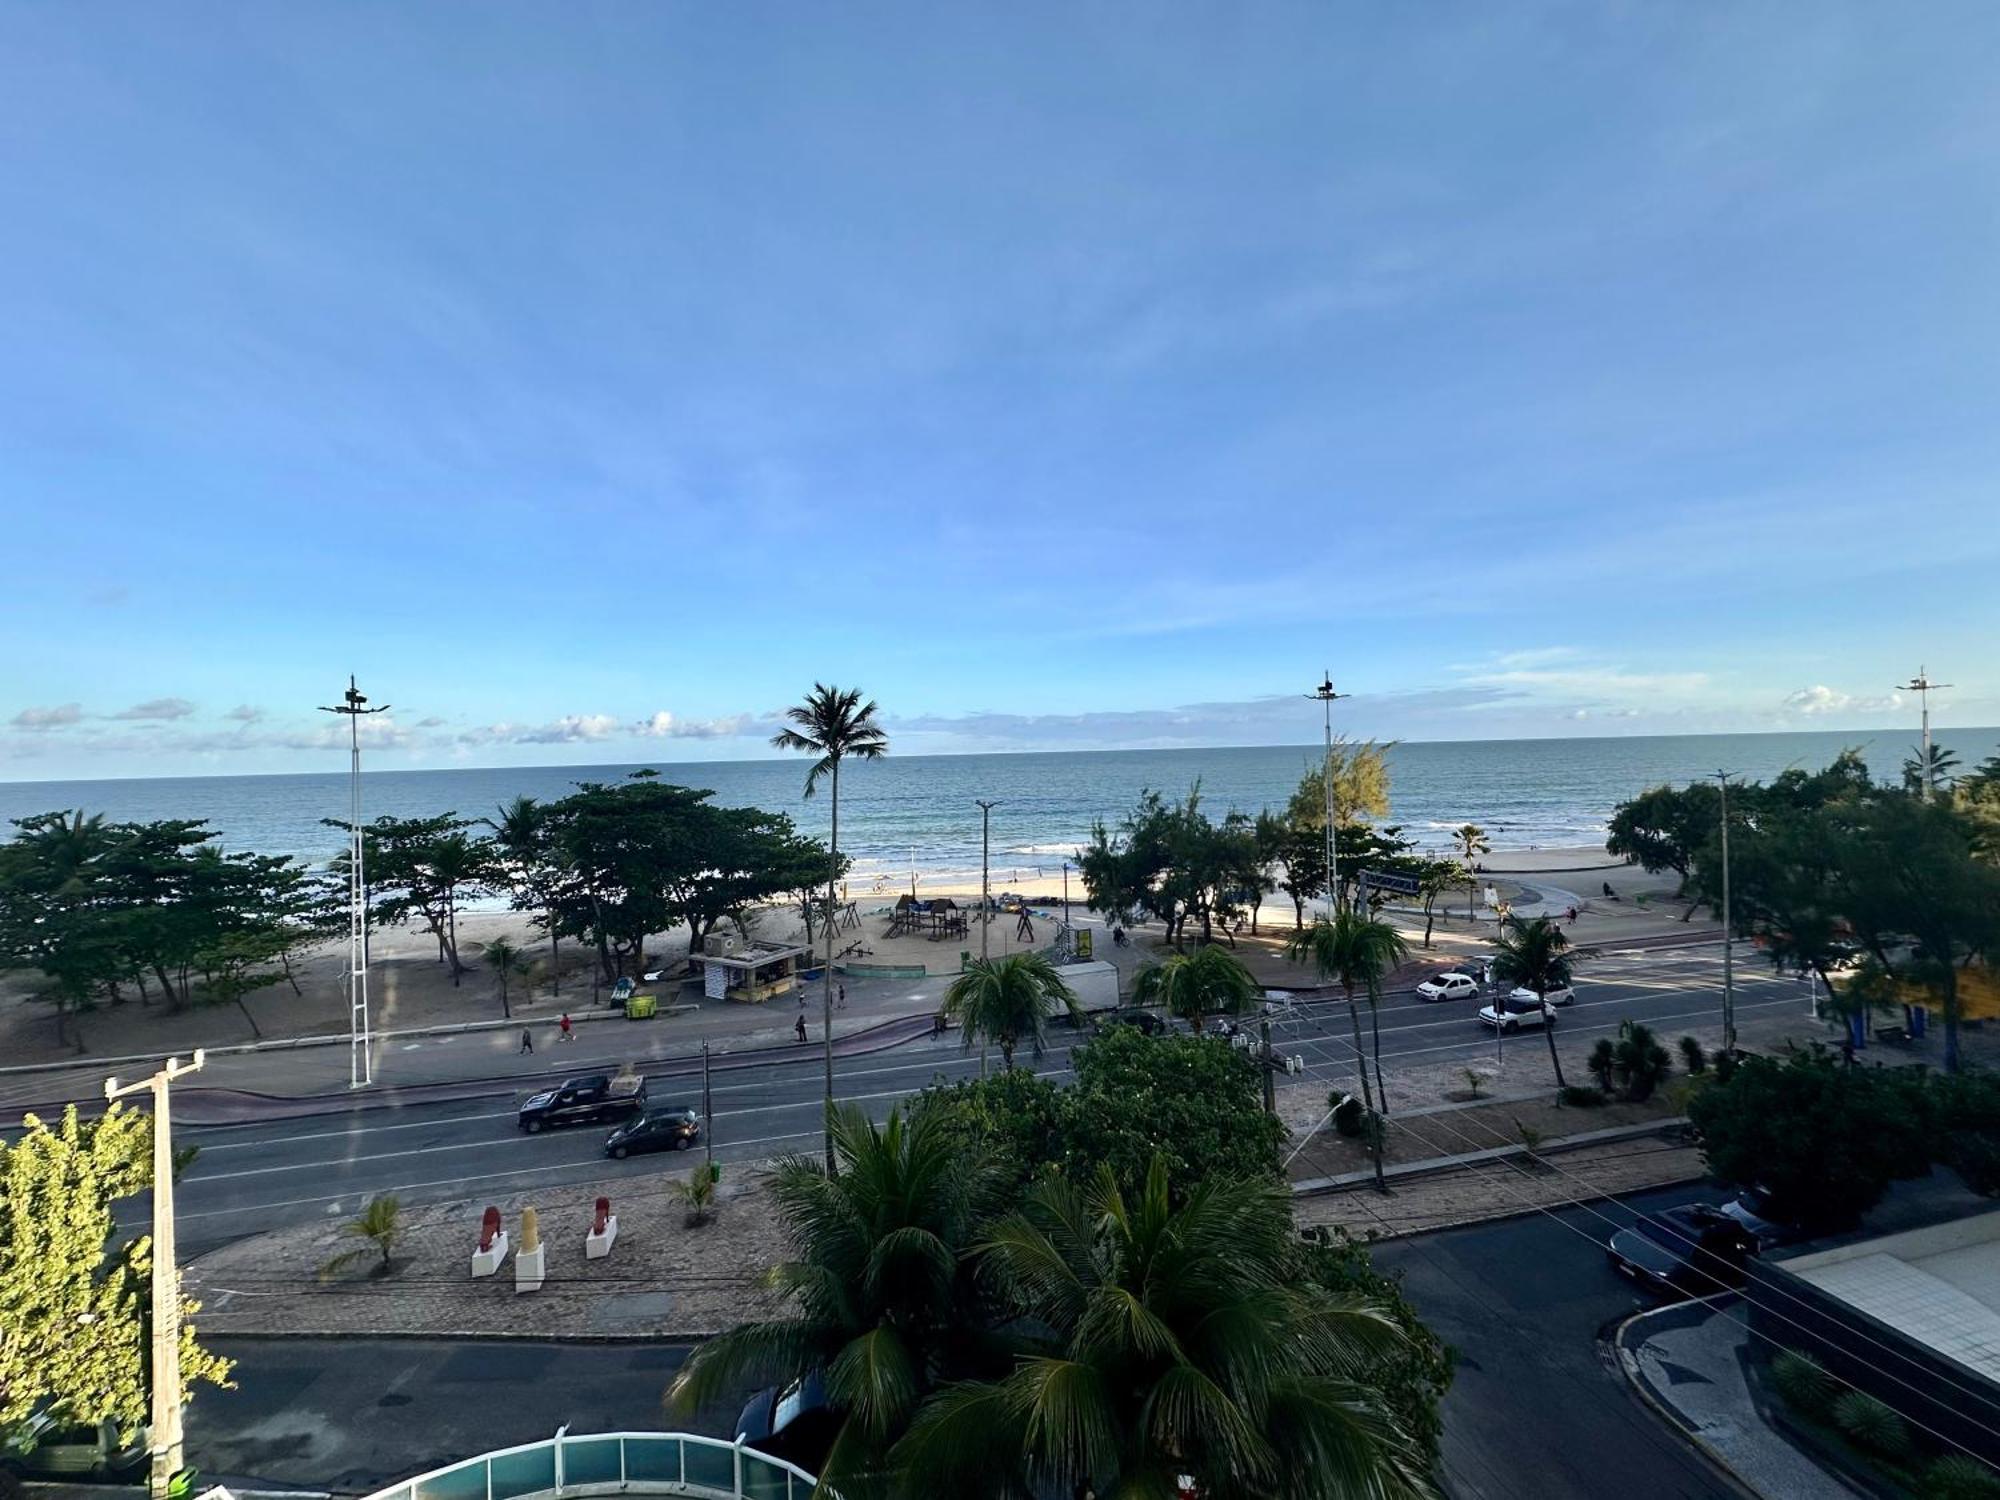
[517,1074,647,1133]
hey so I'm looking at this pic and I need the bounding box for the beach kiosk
[696,934,810,1005]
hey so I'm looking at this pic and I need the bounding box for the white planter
[471,1231,509,1279]
[515,1242,546,1294]
[585,1215,619,1260]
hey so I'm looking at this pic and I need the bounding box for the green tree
[0,1105,233,1442]
[1605,783,1720,916]
[1131,942,1260,1033]
[1287,910,1407,1189]
[1686,1047,1931,1228]
[353,814,496,985]
[485,795,566,998]
[1609,1020,1670,1101]
[1077,786,1260,947]
[1452,823,1489,918]
[1488,915,1573,1093]
[893,1160,1431,1500]
[665,1104,992,1495]
[772,683,890,1172]
[318,1195,403,1279]
[941,953,1082,1070]
[905,1069,1067,1201]
[1904,743,1962,796]
[479,937,534,1019]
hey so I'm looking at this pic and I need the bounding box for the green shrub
[1587,1039,1616,1093]
[1679,1035,1707,1074]
[1769,1351,1837,1420]
[1833,1389,1911,1460]
[1560,1084,1607,1108]
[1332,1094,1366,1138]
[1949,1132,2000,1198]
[1922,1454,2000,1500]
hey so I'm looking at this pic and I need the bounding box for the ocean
[3,729,1993,889]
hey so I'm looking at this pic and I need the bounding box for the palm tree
[893,1158,1430,1500]
[1132,942,1261,1034]
[941,953,1082,1070]
[665,1104,993,1495]
[1286,910,1408,1191]
[486,795,560,997]
[480,936,533,1019]
[1489,914,1573,1094]
[772,683,890,1171]
[318,1194,403,1279]
[1453,823,1490,919]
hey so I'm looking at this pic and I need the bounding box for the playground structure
[884,894,969,942]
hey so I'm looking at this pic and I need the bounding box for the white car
[1510,983,1577,1007]
[1479,998,1557,1031]
[1416,972,1480,1002]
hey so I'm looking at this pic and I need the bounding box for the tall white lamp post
[319,675,388,1088]
[1308,673,1348,917]
[1898,666,1951,801]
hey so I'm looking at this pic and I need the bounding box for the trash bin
[624,993,658,1020]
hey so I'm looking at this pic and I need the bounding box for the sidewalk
[1618,1299,1863,1498]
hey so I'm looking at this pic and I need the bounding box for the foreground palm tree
[893,1159,1431,1500]
[1453,823,1490,919]
[1132,942,1261,1033]
[1287,910,1407,1190]
[665,1104,992,1495]
[941,953,1081,1070]
[772,683,889,1170]
[485,795,560,996]
[1489,914,1573,1094]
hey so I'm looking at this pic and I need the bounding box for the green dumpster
[624,992,658,1020]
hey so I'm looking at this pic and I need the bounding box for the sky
[2,2,1996,780]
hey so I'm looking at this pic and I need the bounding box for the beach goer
[558,1011,574,1042]
[836,983,846,1010]
[518,1028,533,1055]
[932,1011,946,1038]
[1566,906,1577,924]
[795,1015,808,1044]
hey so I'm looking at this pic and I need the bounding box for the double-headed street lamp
[318,675,388,1088]
[1711,769,1738,1055]
[976,799,999,962]
[1307,673,1348,918]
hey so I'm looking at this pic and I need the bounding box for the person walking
[836,982,846,1011]
[558,1011,574,1043]
[518,1027,533,1055]
[795,1014,809,1044]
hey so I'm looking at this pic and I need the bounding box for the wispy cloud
[110,697,197,721]
[9,703,83,731]
[1782,685,1903,717]
[223,704,264,724]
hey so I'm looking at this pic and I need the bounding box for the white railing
[354,1429,821,1500]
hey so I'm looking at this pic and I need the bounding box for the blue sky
[2,2,1996,779]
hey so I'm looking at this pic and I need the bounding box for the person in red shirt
[558,1012,574,1042]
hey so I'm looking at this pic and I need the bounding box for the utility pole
[702,1040,713,1171]
[319,676,389,1088]
[1712,770,1737,1055]
[106,1051,205,1500]
[976,800,998,962]
[1260,1014,1276,1116]
[1897,667,1952,801]
[1308,673,1348,918]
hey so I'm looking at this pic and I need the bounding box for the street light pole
[106,1050,205,1500]
[1308,674,1348,919]
[977,799,998,963]
[319,675,389,1089]
[1897,667,1952,801]
[1712,770,1737,1055]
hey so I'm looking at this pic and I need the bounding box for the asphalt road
[1372,1180,1740,1500]
[146,945,1809,1253]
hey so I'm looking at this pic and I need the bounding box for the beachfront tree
[1605,784,1719,916]
[1132,942,1260,1033]
[1904,743,1962,796]
[1415,857,1459,948]
[941,953,1082,1070]
[1452,823,1489,919]
[1287,910,1407,1191]
[542,775,702,981]
[1076,785,1258,947]
[1489,915,1573,1094]
[353,814,496,986]
[663,806,834,958]
[665,1104,992,1494]
[891,1159,1430,1500]
[479,936,534,1019]
[486,795,566,998]
[772,683,889,1171]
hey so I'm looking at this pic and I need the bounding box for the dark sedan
[1608,1203,1759,1299]
[603,1106,702,1158]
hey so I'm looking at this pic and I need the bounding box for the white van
[2,1413,148,1479]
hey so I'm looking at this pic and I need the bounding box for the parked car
[604,1106,701,1158]
[736,1373,838,1474]
[517,1073,646,1133]
[1096,1008,1166,1036]
[1416,972,1480,1002]
[1510,983,1577,1006]
[1718,1188,1813,1248]
[1608,1204,1760,1298]
[1477,998,1556,1031]
[1,1413,146,1479]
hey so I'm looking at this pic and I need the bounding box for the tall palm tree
[665,1104,994,1496]
[773,683,890,1171]
[1287,910,1407,1190]
[1453,823,1489,919]
[1489,914,1573,1093]
[941,953,1082,1070]
[893,1158,1430,1500]
[485,795,560,997]
[479,936,533,1019]
[1132,942,1261,1034]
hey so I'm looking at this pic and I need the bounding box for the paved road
[149,946,1810,1252]
[1373,1180,1739,1500]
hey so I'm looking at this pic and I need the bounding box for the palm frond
[826,1325,922,1440]
[664,1318,828,1414]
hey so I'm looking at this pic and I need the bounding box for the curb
[1291,1118,1691,1197]
[1613,1302,1765,1500]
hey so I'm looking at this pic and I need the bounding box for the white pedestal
[585,1216,619,1260]
[471,1230,509,1279]
[515,1242,546,1294]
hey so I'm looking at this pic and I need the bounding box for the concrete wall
[1059,960,1122,1012]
